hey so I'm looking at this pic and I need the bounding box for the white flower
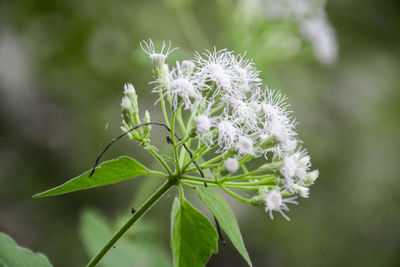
[280,149,314,192]
[292,184,310,198]
[224,158,239,173]
[194,48,233,96]
[281,154,298,179]
[140,39,178,65]
[229,99,260,133]
[264,189,298,221]
[231,53,262,94]
[194,115,211,134]
[153,62,203,110]
[261,88,298,158]
[217,120,237,152]
[237,136,254,155]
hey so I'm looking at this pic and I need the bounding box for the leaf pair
[171,188,252,267]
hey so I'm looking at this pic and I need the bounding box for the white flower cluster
[140,40,319,221]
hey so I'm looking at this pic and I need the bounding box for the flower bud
[224,158,239,173]
[292,184,310,198]
[305,170,319,185]
[121,96,133,126]
[124,83,138,114]
[237,136,254,155]
[299,155,311,166]
[250,194,265,206]
[258,161,283,173]
[143,110,151,138]
[194,115,211,134]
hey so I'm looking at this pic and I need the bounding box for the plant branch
[87,180,174,267]
[89,121,204,179]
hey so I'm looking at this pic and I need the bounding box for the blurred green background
[1,0,399,266]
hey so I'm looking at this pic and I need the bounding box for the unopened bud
[224,158,239,173]
[143,110,151,138]
[121,96,133,126]
[299,155,311,166]
[292,184,310,198]
[250,194,265,206]
[194,115,211,134]
[258,161,283,173]
[124,83,138,114]
[305,170,319,185]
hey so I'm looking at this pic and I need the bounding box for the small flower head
[153,62,202,110]
[229,99,260,133]
[140,39,178,65]
[231,53,262,93]
[224,157,239,173]
[194,48,234,96]
[217,120,238,152]
[264,189,298,221]
[237,136,254,155]
[194,115,211,134]
[293,184,310,198]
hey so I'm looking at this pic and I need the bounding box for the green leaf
[34,156,152,198]
[197,187,252,267]
[171,197,218,267]
[0,232,52,266]
[80,209,171,267]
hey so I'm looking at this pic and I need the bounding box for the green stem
[181,180,221,188]
[220,170,260,182]
[182,179,260,191]
[176,105,187,136]
[159,88,170,127]
[147,147,173,177]
[175,136,191,147]
[171,112,180,174]
[87,180,175,267]
[181,175,216,184]
[149,171,169,178]
[181,145,209,173]
[185,161,224,172]
[219,184,251,204]
[225,178,276,186]
[201,154,224,166]
[223,174,276,182]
